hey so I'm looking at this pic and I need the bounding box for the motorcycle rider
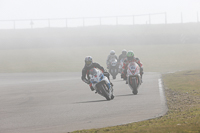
[121,50,144,83]
[118,49,127,63]
[82,56,113,91]
[106,50,118,69]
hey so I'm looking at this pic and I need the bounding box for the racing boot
[121,74,123,79]
[121,71,127,81]
[90,86,95,91]
[110,82,113,87]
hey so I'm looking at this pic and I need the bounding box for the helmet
[85,56,93,67]
[122,49,127,55]
[127,50,134,61]
[110,50,115,55]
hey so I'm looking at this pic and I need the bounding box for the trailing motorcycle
[127,62,142,95]
[118,58,125,74]
[108,58,118,79]
[89,68,114,100]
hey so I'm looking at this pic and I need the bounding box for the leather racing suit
[121,57,143,80]
[81,62,111,90]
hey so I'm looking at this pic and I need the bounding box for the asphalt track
[0,72,167,133]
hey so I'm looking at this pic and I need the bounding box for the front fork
[128,75,141,85]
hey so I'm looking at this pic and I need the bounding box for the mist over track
[0,23,200,50]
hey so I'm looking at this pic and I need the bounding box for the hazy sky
[1,0,199,19]
[0,0,199,28]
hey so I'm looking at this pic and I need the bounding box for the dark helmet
[122,49,127,55]
[85,56,93,67]
[126,50,134,61]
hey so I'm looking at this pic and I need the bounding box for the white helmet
[85,56,93,67]
[110,50,115,55]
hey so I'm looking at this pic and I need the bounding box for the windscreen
[89,68,97,76]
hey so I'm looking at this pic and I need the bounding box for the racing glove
[82,78,91,84]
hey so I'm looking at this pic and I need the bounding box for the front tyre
[101,84,111,100]
[131,78,138,95]
[111,94,114,99]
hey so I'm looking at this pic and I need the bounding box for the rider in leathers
[118,49,127,63]
[82,56,113,91]
[121,51,144,83]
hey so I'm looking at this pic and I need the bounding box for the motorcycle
[127,62,142,95]
[118,58,125,74]
[89,68,114,100]
[108,58,118,79]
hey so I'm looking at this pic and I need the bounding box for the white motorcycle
[127,62,142,95]
[89,68,114,100]
[108,58,118,79]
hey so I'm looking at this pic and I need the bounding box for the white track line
[158,78,165,104]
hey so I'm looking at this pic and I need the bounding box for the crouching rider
[81,56,113,91]
[121,51,144,83]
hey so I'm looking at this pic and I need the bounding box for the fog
[1,0,199,19]
[0,0,200,29]
[1,0,200,48]
[0,0,200,73]
[1,2,200,133]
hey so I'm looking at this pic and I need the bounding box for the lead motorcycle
[108,58,118,79]
[127,62,142,95]
[89,68,114,100]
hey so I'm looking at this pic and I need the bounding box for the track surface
[0,72,167,133]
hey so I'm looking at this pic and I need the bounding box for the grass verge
[71,70,200,133]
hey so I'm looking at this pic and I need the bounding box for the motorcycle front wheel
[130,77,138,95]
[96,83,111,100]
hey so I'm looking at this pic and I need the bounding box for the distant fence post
[133,15,135,25]
[83,18,85,26]
[30,20,34,29]
[66,18,68,27]
[149,14,151,24]
[181,12,183,23]
[116,17,118,25]
[13,20,16,29]
[48,19,50,28]
[165,12,167,24]
[197,12,199,22]
[99,17,102,25]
